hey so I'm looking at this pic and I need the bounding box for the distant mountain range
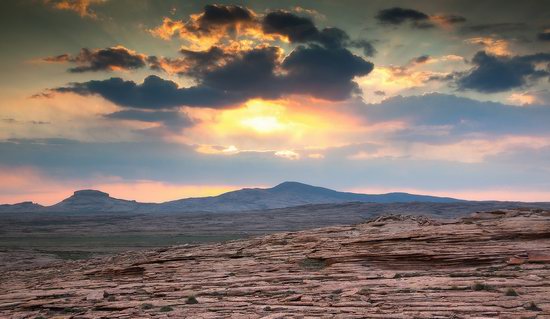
[1,181,465,213]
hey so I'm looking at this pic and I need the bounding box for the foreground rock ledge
[1,210,549,318]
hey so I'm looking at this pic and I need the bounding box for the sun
[236,99,288,134]
[241,115,284,133]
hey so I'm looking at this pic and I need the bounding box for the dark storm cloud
[200,4,253,24]
[376,7,429,25]
[195,4,254,31]
[376,7,465,29]
[54,75,245,109]
[104,110,195,131]
[195,44,373,101]
[43,46,148,73]
[196,45,373,101]
[436,15,466,24]
[376,7,433,28]
[349,40,377,57]
[176,46,229,76]
[148,46,230,76]
[282,45,374,100]
[53,45,374,108]
[45,5,376,108]
[179,46,227,69]
[151,6,376,58]
[317,27,350,49]
[262,10,319,42]
[412,55,431,64]
[200,47,281,98]
[261,10,357,50]
[155,4,255,38]
[457,51,550,93]
[538,31,550,41]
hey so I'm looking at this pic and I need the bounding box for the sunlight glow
[241,115,284,133]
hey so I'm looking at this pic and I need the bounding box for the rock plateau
[1,209,549,318]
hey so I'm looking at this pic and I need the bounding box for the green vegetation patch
[299,257,328,270]
[505,288,519,296]
[186,295,199,304]
[471,282,495,291]
[159,306,173,312]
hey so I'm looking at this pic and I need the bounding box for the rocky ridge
[1,209,549,318]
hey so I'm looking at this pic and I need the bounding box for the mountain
[0,182,464,214]
[159,181,462,212]
[0,201,43,212]
[45,189,147,213]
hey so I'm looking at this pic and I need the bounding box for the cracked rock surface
[1,209,549,318]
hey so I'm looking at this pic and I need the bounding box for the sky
[1,0,550,204]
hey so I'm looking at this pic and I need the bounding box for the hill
[0,181,463,213]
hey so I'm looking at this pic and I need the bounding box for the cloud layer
[54,45,373,108]
[4,1,550,203]
[376,7,465,29]
[44,46,149,72]
[457,51,550,93]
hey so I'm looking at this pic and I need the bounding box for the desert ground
[1,208,549,318]
[2,201,550,270]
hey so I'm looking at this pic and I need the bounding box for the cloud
[260,11,349,49]
[149,17,186,40]
[282,45,373,100]
[274,150,300,160]
[52,45,373,108]
[178,46,228,74]
[150,6,375,56]
[538,30,550,41]
[459,23,532,43]
[411,55,431,64]
[2,138,550,202]
[53,75,244,109]
[465,37,510,56]
[355,93,550,138]
[358,64,453,95]
[104,110,195,131]
[507,90,550,105]
[376,7,431,27]
[429,14,467,27]
[43,46,149,72]
[459,23,529,37]
[376,7,465,29]
[349,40,377,57]
[1,118,50,125]
[457,51,550,93]
[291,6,325,20]
[262,10,319,43]
[147,46,230,75]
[149,4,259,48]
[261,10,378,55]
[43,0,106,18]
[194,4,255,28]
[199,46,282,99]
